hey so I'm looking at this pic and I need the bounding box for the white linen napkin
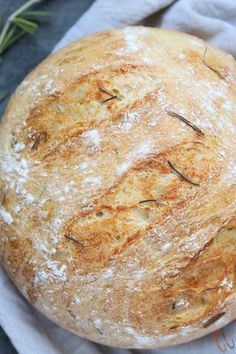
[1,1,236,353]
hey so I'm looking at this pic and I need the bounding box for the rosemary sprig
[12,17,39,34]
[203,45,226,80]
[0,0,51,57]
[21,11,53,19]
[0,26,25,57]
[167,160,200,186]
[166,109,204,136]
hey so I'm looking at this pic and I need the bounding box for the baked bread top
[0,26,236,348]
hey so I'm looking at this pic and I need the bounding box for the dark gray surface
[0,1,94,353]
[0,328,18,354]
[0,0,95,116]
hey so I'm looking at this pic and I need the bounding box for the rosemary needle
[203,312,225,328]
[139,199,157,204]
[64,235,85,249]
[99,87,122,103]
[166,109,204,136]
[203,44,226,80]
[168,160,200,187]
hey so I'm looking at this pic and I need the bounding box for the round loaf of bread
[0,26,236,348]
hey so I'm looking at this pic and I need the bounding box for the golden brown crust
[0,26,236,348]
